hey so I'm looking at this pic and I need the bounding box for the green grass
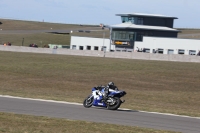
[0,51,200,117]
[0,112,179,133]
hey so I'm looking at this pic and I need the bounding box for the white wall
[70,36,115,52]
[135,37,200,55]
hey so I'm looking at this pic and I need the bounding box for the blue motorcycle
[83,86,126,110]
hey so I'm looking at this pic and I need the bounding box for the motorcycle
[83,86,126,110]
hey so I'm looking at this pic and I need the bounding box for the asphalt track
[0,96,200,133]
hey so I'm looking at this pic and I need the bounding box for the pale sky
[0,0,200,28]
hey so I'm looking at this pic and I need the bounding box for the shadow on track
[90,106,139,113]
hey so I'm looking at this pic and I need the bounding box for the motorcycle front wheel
[107,97,121,110]
[83,95,94,108]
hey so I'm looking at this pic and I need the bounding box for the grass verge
[0,51,200,117]
[0,112,178,133]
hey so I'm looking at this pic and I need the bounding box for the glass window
[168,49,174,54]
[137,17,143,25]
[189,50,196,55]
[112,31,136,41]
[72,45,76,50]
[143,48,150,53]
[87,46,91,50]
[94,46,99,50]
[79,46,84,50]
[121,17,128,23]
[178,49,185,54]
[129,34,134,40]
[158,48,164,54]
[136,32,143,41]
[128,17,134,23]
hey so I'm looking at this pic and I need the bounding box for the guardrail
[0,46,199,63]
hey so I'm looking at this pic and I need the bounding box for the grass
[0,19,109,46]
[0,33,71,46]
[0,112,179,133]
[177,28,200,39]
[0,19,98,30]
[0,51,200,117]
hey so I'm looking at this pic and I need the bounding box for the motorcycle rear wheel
[107,97,121,110]
[83,95,94,108]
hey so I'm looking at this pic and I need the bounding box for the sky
[0,0,200,28]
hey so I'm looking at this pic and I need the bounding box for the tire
[107,97,121,110]
[83,95,94,108]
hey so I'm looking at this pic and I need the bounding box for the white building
[70,36,115,52]
[70,13,200,55]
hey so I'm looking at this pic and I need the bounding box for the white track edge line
[0,95,200,119]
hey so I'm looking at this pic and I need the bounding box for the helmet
[108,82,114,86]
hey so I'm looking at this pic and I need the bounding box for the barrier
[0,46,199,63]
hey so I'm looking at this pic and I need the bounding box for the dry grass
[0,33,71,46]
[0,19,98,30]
[178,28,200,39]
[0,51,200,117]
[0,19,109,46]
[0,112,179,133]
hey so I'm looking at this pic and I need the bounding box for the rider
[103,82,118,100]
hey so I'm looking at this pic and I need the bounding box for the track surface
[0,96,199,133]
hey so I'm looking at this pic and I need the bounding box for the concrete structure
[0,45,200,63]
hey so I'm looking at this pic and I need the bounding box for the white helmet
[108,82,114,86]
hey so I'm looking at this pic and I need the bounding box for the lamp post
[109,27,112,52]
[103,32,105,57]
[40,41,43,47]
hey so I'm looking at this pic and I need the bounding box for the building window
[136,32,144,41]
[87,46,91,50]
[128,17,134,23]
[168,49,174,54]
[143,48,150,53]
[72,45,76,50]
[121,17,134,23]
[94,46,99,50]
[121,17,128,23]
[137,17,143,25]
[119,31,126,39]
[101,46,107,51]
[189,50,196,55]
[129,34,134,40]
[158,48,164,54]
[79,46,84,50]
[178,49,185,55]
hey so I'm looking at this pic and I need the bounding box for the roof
[110,23,179,32]
[116,13,178,19]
